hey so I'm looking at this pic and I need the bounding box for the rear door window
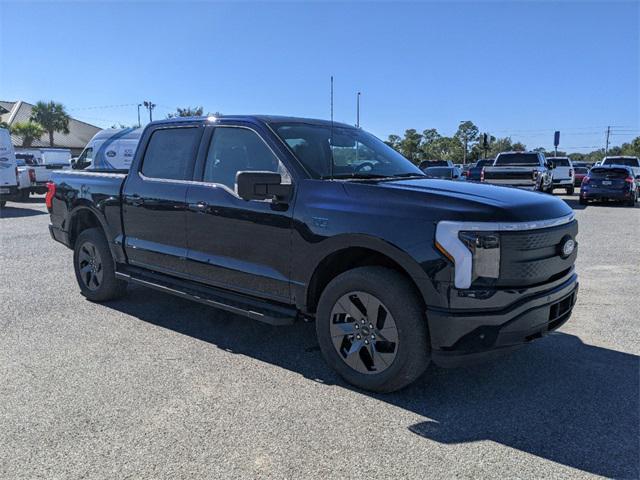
[141,127,200,180]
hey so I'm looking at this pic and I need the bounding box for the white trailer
[74,128,143,171]
[0,128,19,207]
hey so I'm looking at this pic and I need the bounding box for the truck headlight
[458,231,500,284]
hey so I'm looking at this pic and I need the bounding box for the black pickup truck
[47,115,579,392]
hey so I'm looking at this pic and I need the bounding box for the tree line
[3,101,638,162]
[384,121,640,165]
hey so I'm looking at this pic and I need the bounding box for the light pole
[143,101,156,122]
[459,120,470,164]
[137,104,142,127]
[356,92,361,128]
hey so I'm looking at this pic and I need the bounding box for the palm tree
[30,100,70,147]
[11,121,45,147]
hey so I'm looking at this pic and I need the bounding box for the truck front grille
[497,220,578,287]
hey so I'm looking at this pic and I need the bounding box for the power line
[68,103,138,111]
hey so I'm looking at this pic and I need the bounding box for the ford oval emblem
[560,236,575,258]
[106,150,117,157]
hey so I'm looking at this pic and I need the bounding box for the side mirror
[236,171,292,202]
[546,161,554,169]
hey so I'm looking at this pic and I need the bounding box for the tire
[73,228,126,302]
[626,193,636,207]
[315,266,430,393]
[579,197,588,205]
[0,200,5,208]
[566,187,575,195]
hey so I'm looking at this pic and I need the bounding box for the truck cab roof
[149,115,357,130]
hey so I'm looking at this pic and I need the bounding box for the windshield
[495,153,540,166]
[272,123,424,179]
[549,158,570,166]
[476,159,493,168]
[603,157,639,167]
[424,167,453,178]
[590,168,629,178]
[575,167,588,174]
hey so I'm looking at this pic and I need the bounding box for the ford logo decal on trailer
[106,150,117,157]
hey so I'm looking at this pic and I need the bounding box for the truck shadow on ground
[0,203,47,218]
[105,286,638,479]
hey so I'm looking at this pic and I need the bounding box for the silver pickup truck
[482,151,554,192]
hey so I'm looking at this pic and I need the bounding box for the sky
[1,0,638,153]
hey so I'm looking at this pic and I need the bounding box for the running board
[115,266,297,326]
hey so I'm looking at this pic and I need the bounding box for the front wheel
[73,228,127,302]
[316,266,430,393]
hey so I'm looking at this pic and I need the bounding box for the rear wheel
[626,192,637,207]
[316,266,430,393]
[73,228,126,301]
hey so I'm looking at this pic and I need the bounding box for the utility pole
[137,104,142,127]
[605,126,611,155]
[356,92,361,128]
[143,101,156,122]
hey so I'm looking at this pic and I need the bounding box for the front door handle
[189,201,209,212]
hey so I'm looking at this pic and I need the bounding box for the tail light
[480,168,485,182]
[625,176,634,185]
[28,168,36,183]
[532,170,539,180]
[45,182,56,211]
[15,166,19,182]
[581,176,590,186]
[462,170,468,177]
[569,168,574,177]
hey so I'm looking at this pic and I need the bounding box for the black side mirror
[236,171,292,202]
[546,161,554,169]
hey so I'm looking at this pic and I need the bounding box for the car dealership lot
[1,196,638,479]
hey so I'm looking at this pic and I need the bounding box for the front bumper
[427,273,578,367]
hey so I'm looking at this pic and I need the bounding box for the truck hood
[344,178,573,223]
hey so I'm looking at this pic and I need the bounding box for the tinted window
[274,123,423,179]
[141,127,200,180]
[589,168,630,179]
[476,159,493,168]
[203,127,288,189]
[420,160,449,168]
[549,158,570,166]
[495,153,540,166]
[603,157,640,167]
[574,167,588,174]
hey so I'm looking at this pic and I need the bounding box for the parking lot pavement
[1,195,638,479]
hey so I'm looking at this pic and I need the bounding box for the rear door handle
[130,194,144,206]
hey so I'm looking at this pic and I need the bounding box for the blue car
[580,165,638,206]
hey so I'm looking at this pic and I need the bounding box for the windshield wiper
[320,173,390,180]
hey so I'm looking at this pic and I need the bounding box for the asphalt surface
[1,195,638,479]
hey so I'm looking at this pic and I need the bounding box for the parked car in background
[466,158,494,182]
[580,165,638,206]
[47,115,579,393]
[419,159,453,170]
[547,157,575,194]
[16,152,50,194]
[15,159,36,200]
[482,151,553,192]
[73,128,143,171]
[574,166,589,186]
[601,156,640,178]
[422,166,463,180]
[0,128,18,207]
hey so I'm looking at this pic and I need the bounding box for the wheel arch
[67,204,123,263]
[303,235,435,314]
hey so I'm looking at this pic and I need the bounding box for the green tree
[620,136,640,157]
[10,121,45,147]
[384,134,401,151]
[512,141,527,152]
[455,121,479,164]
[167,106,204,118]
[30,100,70,147]
[400,129,423,163]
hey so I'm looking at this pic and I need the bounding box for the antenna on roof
[329,75,335,181]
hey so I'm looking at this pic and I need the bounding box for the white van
[73,128,143,171]
[0,128,18,207]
